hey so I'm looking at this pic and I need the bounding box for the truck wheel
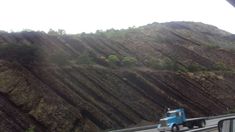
[171,124,179,132]
[198,120,206,128]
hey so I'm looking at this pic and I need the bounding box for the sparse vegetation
[76,53,94,65]
[147,58,208,72]
[162,58,178,71]
[48,29,66,35]
[187,63,206,72]
[213,62,229,71]
[147,58,178,71]
[57,29,66,35]
[105,55,138,67]
[95,26,140,39]
[206,44,220,49]
[147,58,161,69]
[122,56,137,67]
[107,55,120,65]
[25,126,35,132]
[176,65,189,72]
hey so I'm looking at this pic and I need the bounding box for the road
[110,114,235,132]
[137,115,235,132]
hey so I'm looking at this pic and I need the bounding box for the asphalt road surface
[137,116,235,132]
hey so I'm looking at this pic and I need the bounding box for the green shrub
[48,29,66,35]
[187,63,206,72]
[122,56,137,66]
[213,62,228,71]
[96,27,139,39]
[107,55,120,64]
[177,65,189,72]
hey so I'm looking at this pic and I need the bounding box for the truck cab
[158,108,206,132]
[166,109,186,124]
[158,108,186,129]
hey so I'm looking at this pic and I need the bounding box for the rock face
[0,22,235,132]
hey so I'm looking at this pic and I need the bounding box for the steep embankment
[0,22,235,132]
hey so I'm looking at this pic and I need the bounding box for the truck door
[176,112,183,124]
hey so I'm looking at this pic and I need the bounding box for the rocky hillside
[0,22,235,132]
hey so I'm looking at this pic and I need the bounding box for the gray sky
[0,0,235,34]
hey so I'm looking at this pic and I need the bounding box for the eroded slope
[0,22,235,131]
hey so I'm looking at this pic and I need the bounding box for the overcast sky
[0,0,235,34]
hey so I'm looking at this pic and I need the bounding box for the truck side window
[176,112,179,116]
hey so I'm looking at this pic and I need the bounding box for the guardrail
[186,125,217,132]
[207,113,235,120]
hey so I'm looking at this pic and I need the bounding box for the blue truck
[157,108,206,132]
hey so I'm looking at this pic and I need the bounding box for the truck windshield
[166,112,176,117]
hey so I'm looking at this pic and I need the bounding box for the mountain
[0,22,235,132]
